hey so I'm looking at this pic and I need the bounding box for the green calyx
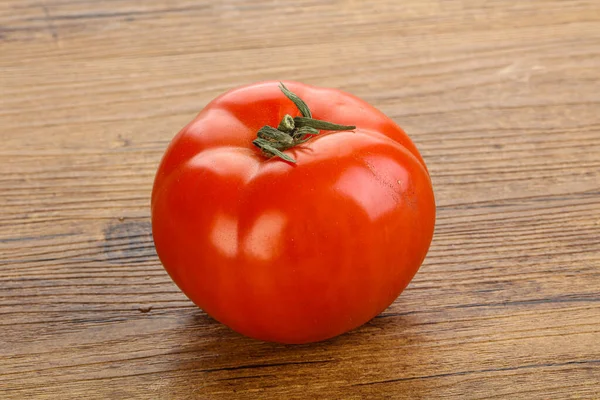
[252,83,356,163]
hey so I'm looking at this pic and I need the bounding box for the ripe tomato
[151,81,435,344]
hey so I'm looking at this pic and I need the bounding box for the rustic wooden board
[1,0,599,398]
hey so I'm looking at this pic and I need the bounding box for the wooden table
[2,1,599,398]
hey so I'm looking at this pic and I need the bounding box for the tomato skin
[151,81,435,344]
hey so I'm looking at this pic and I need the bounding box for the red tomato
[151,81,435,344]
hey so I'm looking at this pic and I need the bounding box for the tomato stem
[252,83,356,163]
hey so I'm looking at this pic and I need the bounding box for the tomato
[151,81,435,344]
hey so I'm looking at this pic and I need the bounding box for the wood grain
[1,0,599,398]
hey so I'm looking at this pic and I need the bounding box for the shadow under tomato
[157,308,433,399]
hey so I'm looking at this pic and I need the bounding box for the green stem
[252,82,356,163]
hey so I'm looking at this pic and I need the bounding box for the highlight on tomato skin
[151,81,435,344]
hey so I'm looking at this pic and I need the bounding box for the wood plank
[1,0,599,398]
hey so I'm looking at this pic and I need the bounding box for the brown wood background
[2,0,599,398]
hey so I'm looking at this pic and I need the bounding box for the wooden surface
[1,0,600,398]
